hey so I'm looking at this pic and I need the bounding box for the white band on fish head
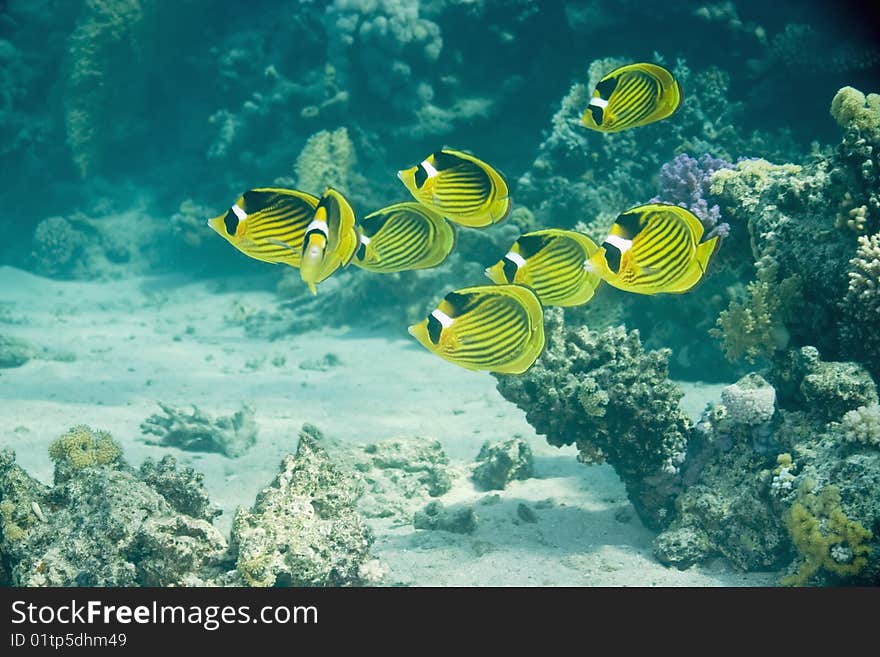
[231,204,248,221]
[505,251,527,269]
[589,97,609,109]
[420,159,439,178]
[306,219,329,236]
[430,309,454,328]
[604,234,633,254]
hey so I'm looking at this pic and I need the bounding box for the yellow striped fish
[581,62,682,133]
[207,188,319,267]
[584,203,718,295]
[408,284,545,374]
[397,148,510,228]
[485,229,602,307]
[353,202,455,273]
[299,187,360,295]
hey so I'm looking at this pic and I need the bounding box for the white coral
[837,403,880,447]
[720,373,777,426]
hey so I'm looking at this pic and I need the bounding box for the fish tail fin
[696,236,719,273]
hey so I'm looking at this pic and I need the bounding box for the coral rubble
[471,438,534,491]
[140,401,257,458]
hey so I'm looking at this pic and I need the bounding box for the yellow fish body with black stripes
[581,62,682,133]
[485,229,602,307]
[584,203,718,295]
[397,148,510,228]
[408,284,544,374]
[299,187,360,295]
[207,188,320,267]
[353,202,455,273]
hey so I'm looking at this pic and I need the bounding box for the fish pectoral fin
[266,238,298,253]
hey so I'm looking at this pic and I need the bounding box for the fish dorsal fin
[442,290,474,318]
[433,149,466,170]
[613,210,645,240]
[595,75,618,99]
[516,233,551,260]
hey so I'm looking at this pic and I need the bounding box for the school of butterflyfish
[208,63,717,375]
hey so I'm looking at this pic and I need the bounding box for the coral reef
[231,424,373,586]
[1,429,227,587]
[471,438,534,491]
[770,346,878,423]
[496,309,692,529]
[710,86,880,378]
[656,353,880,583]
[62,0,146,177]
[413,501,478,535]
[140,401,257,458]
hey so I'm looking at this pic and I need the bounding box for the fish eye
[603,242,622,274]
[427,314,443,344]
[414,165,428,189]
[223,209,239,236]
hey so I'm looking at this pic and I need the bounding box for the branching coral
[782,482,872,586]
[840,233,880,375]
[710,267,799,364]
[834,404,880,448]
[293,127,365,200]
[651,153,733,236]
[495,309,691,529]
[63,0,146,177]
[140,402,257,458]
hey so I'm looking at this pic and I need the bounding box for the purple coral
[651,153,733,238]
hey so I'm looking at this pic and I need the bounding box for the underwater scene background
[1,0,879,587]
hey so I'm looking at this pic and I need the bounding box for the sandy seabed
[0,266,777,586]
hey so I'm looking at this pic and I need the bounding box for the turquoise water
[0,1,878,587]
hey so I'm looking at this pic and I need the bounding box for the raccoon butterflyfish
[407,284,545,375]
[584,203,718,295]
[353,202,456,273]
[207,188,320,267]
[581,62,682,133]
[397,148,510,228]
[299,187,359,295]
[485,228,602,307]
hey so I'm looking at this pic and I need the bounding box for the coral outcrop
[495,309,691,529]
[0,427,227,587]
[231,424,374,586]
